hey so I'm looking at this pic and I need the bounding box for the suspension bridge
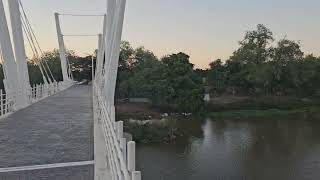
[0,0,140,179]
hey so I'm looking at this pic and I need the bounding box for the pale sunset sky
[5,0,320,68]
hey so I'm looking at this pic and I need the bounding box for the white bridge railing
[93,84,141,180]
[0,80,74,118]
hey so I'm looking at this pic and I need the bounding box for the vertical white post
[34,85,36,100]
[0,89,3,116]
[127,141,136,172]
[132,171,141,180]
[36,84,40,100]
[8,0,30,108]
[120,138,127,167]
[54,13,69,82]
[111,105,116,123]
[117,121,123,140]
[32,85,35,100]
[6,100,8,113]
[0,0,20,106]
[95,34,102,84]
[41,84,44,98]
[94,113,109,180]
[91,55,94,81]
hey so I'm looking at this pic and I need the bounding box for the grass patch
[208,96,320,112]
[124,118,179,144]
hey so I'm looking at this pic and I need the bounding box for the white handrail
[0,80,74,118]
[93,83,141,180]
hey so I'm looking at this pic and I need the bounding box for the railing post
[37,84,40,100]
[42,84,45,98]
[127,141,136,172]
[37,84,40,99]
[5,101,8,114]
[41,84,43,98]
[44,83,47,97]
[132,171,141,180]
[0,89,3,116]
[120,138,127,167]
[30,85,33,101]
[117,121,123,140]
[33,85,35,101]
[111,105,116,123]
[35,85,37,100]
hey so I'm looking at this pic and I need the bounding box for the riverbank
[208,95,320,119]
[116,102,182,143]
[116,96,320,143]
[208,95,320,111]
[115,102,162,120]
[209,106,320,119]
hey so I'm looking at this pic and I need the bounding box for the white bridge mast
[8,0,31,108]
[0,0,21,108]
[54,13,70,82]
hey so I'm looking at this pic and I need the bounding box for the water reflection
[137,116,320,180]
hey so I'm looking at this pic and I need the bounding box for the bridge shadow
[0,85,94,179]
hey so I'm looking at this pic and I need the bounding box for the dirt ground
[115,102,162,119]
[210,96,249,104]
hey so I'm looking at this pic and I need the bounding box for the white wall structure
[54,13,70,82]
[0,0,20,107]
[8,0,31,108]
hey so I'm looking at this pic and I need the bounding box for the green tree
[207,59,227,94]
[232,24,274,64]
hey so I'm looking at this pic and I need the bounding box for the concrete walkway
[0,85,94,179]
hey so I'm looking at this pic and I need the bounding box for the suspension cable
[20,4,49,84]
[19,0,56,83]
[20,3,55,82]
[20,11,49,84]
[22,24,48,84]
[20,1,52,82]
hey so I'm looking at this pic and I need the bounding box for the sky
[5,0,320,68]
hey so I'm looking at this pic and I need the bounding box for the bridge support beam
[8,0,31,108]
[103,0,126,106]
[54,13,70,82]
[102,0,116,102]
[95,14,106,86]
[0,0,21,108]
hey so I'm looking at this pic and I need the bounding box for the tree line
[0,49,94,89]
[207,24,320,97]
[117,42,204,113]
[0,24,318,113]
[117,24,320,113]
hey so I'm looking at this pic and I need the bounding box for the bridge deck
[0,85,94,179]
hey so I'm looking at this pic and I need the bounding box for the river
[136,116,320,180]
